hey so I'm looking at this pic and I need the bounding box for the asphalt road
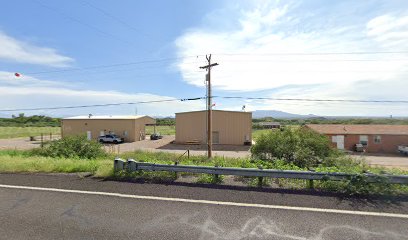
[1,173,408,240]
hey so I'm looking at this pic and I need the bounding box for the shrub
[251,127,333,168]
[33,135,106,159]
[341,174,394,196]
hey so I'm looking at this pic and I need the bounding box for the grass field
[145,125,175,135]
[252,126,302,140]
[0,127,61,139]
[252,129,270,140]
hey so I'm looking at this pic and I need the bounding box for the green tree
[251,127,333,168]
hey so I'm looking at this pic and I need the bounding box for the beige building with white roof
[61,115,155,142]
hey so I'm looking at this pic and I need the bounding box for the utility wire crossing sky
[1,0,408,117]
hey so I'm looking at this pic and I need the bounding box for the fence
[28,133,58,148]
[113,158,408,185]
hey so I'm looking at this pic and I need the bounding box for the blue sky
[1,0,408,117]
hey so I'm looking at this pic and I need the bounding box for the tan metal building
[175,110,252,145]
[62,115,155,142]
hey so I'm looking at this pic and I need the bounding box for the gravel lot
[351,154,408,170]
[0,135,59,150]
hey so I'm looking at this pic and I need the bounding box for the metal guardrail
[114,158,408,184]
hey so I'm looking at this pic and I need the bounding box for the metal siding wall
[175,112,207,144]
[213,111,251,145]
[176,111,252,145]
[62,119,145,142]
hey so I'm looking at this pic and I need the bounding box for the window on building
[359,135,368,146]
[374,135,381,144]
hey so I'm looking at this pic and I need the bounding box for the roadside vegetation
[0,133,407,196]
[0,114,60,127]
[32,135,106,159]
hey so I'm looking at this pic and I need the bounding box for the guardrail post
[127,159,137,172]
[187,149,190,159]
[174,161,178,180]
[214,164,219,183]
[258,177,263,187]
[257,165,263,187]
[114,158,125,172]
[307,179,314,189]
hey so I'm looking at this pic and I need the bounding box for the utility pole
[200,54,218,158]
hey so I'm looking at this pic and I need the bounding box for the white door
[87,131,92,140]
[336,135,344,149]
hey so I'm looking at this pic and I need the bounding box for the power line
[80,0,152,39]
[222,59,408,63]
[24,56,203,75]
[21,56,408,77]
[215,51,408,56]
[0,97,205,112]
[2,95,408,112]
[33,0,136,46]
[214,96,408,104]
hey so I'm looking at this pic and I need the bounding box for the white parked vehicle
[398,145,408,156]
[98,134,123,144]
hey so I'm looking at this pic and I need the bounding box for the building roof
[259,122,281,126]
[63,115,152,120]
[176,110,251,115]
[306,124,408,135]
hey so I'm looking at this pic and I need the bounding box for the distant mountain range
[252,110,319,119]
[252,110,408,119]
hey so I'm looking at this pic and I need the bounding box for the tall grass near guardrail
[1,147,408,195]
[0,149,103,174]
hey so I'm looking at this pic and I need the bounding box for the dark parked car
[150,133,163,140]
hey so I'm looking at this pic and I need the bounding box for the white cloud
[0,74,203,117]
[366,14,408,48]
[175,3,408,93]
[0,31,73,67]
[239,78,408,116]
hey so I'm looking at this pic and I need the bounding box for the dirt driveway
[0,135,59,150]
